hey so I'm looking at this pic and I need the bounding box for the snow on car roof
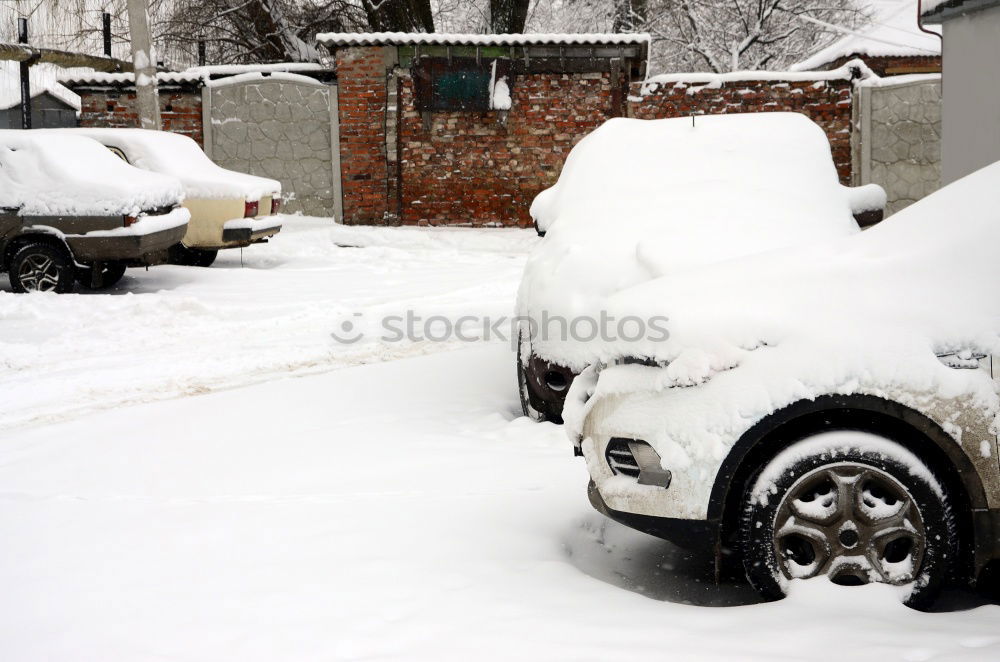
[0,130,183,217]
[518,112,861,370]
[49,129,281,201]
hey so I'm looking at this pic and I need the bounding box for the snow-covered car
[0,131,189,292]
[52,128,282,267]
[564,159,1000,608]
[517,113,885,422]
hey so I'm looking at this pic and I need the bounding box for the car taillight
[244,200,259,218]
[124,215,137,227]
[271,197,281,215]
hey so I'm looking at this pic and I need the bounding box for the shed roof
[792,1,939,71]
[0,61,80,111]
[315,32,650,48]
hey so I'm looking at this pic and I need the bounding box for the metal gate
[203,74,342,218]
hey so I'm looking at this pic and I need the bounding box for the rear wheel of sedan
[76,262,127,289]
[739,432,956,610]
[9,241,75,293]
[168,244,218,268]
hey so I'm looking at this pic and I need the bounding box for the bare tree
[362,0,434,32]
[489,0,530,32]
[645,0,869,73]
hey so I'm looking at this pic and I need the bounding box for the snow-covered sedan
[517,113,885,422]
[0,131,189,292]
[564,160,1000,608]
[54,128,282,267]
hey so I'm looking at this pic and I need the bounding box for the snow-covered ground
[1,218,998,660]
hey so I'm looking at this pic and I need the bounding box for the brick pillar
[336,46,392,225]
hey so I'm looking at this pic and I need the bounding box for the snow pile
[564,161,1000,464]
[0,131,183,216]
[205,71,325,88]
[519,113,862,370]
[51,128,281,201]
[793,0,940,71]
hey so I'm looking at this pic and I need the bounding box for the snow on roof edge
[640,59,875,95]
[316,32,651,47]
[791,2,940,72]
[59,70,205,87]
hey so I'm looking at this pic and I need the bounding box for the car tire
[739,432,956,610]
[517,331,546,422]
[169,244,218,268]
[76,262,127,289]
[9,241,75,293]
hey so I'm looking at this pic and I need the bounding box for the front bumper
[588,480,719,552]
[221,216,282,246]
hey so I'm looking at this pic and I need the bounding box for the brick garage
[396,70,620,227]
[322,35,648,226]
[628,68,861,184]
[70,73,206,146]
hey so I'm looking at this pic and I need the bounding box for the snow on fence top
[792,1,940,71]
[315,32,650,48]
[920,0,975,20]
[639,59,874,96]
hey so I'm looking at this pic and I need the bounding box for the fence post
[18,17,32,130]
[103,12,112,57]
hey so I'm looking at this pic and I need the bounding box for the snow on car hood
[563,160,1000,457]
[51,128,281,201]
[517,113,861,370]
[0,131,184,216]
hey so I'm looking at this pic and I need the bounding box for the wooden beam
[0,42,132,72]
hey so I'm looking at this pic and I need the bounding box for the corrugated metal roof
[316,32,650,48]
[59,71,205,87]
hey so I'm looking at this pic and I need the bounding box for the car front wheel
[9,241,75,293]
[739,432,956,609]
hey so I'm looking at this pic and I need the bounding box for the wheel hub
[772,462,925,586]
[18,253,62,292]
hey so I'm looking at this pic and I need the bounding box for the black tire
[739,432,956,610]
[8,241,75,293]
[76,262,127,289]
[517,330,546,422]
[168,243,218,267]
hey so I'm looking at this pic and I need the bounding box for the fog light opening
[544,370,568,392]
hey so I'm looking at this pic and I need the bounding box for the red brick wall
[629,77,854,183]
[397,71,622,227]
[336,47,392,225]
[77,88,204,146]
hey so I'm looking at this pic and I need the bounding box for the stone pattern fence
[204,74,341,218]
[853,76,941,215]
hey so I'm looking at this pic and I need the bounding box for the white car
[564,159,1000,608]
[51,128,282,267]
[516,113,885,422]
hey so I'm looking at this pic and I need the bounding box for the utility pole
[125,0,161,130]
[18,17,32,130]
